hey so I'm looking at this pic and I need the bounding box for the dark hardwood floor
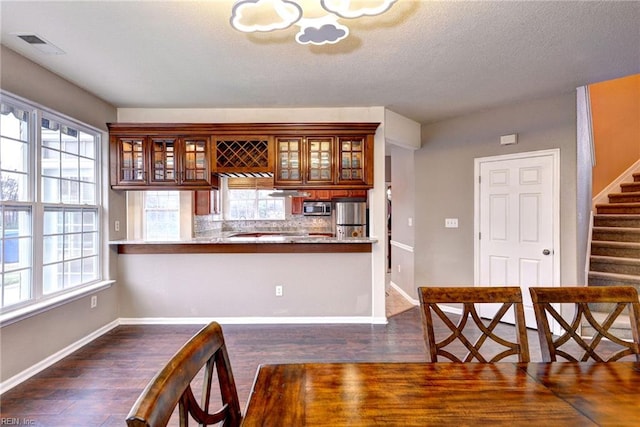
[0,307,545,427]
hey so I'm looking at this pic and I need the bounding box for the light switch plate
[445,218,458,228]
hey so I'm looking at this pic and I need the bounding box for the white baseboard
[119,316,389,325]
[388,281,462,315]
[389,281,419,305]
[0,320,119,395]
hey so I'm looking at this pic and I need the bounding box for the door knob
[542,249,551,255]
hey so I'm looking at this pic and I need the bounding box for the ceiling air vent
[14,33,65,55]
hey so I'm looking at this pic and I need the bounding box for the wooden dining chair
[529,286,640,362]
[417,286,530,362]
[126,322,242,427]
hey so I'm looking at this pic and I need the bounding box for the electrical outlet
[397,264,401,273]
[275,285,283,297]
[90,295,97,308]
[115,220,120,232]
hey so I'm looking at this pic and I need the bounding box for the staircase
[588,173,640,338]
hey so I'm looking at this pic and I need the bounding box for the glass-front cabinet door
[275,137,303,186]
[181,137,211,186]
[306,136,334,185]
[337,136,367,186]
[115,137,147,185]
[148,137,178,185]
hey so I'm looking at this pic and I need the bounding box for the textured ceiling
[1,1,639,124]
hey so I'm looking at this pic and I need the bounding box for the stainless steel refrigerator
[334,200,367,238]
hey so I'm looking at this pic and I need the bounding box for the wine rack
[214,137,273,173]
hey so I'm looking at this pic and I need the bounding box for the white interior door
[475,149,559,328]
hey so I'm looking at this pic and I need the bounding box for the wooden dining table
[241,361,640,426]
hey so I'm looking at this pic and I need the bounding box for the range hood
[268,190,311,198]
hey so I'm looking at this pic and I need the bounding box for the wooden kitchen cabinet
[110,134,213,190]
[112,136,147,186]
[291,188,368,215]
[275,137,304,186]
[148,137,178,186]
[303,190,331,200]
[336,135,372,187]
[109,122,378,190]
[306,136,335,186]
[181,137,212,186]
[274,131,374,189]
[291,196,304,215]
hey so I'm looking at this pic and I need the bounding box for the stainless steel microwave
[302,201,332,216]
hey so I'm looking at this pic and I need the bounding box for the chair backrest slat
[529,286,640,362]
[418,286,530,363]
[126,322,242,427]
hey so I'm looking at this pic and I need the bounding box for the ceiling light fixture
[230,0,398,46]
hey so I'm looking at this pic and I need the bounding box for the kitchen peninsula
[112,235,378,322]
[112,234,375,254]
[109,120,386,324]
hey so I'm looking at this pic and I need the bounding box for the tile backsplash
[194,214,333,237]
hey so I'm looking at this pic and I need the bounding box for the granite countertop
[109,232,377,245]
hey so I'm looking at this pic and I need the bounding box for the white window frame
[0,91,107,319]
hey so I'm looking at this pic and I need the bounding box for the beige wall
[388,145,416,298]
[0,46,119,383]
[118,252,374,319]
[414,92,578,294]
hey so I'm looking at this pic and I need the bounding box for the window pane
[1,205,32,308]
[43,235,63,264]
[2,269,31,307]
[0,171,28,201]
[66,259,82,287]
[144,191,180,240]
[83,211,97,232]
[65,210,83,233]
[43,210,63,234]
[61,125,79,155]
[80,182,96,204]
[146,211,179,239]
[43,263,63,294]
[83,231,98,257]
[82,256,98,282]
[42,147,61,176]
[64,233,82,259]
[1,137,29,174]
[227,189,285,220]
[61,180,80,204]
[41,119,61,150]
[43,207,100,295]
[0,105,29,142]
[61,152,79,180]
[41,176,60,203]
[79,131,95,159]
[80,158,96,183]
